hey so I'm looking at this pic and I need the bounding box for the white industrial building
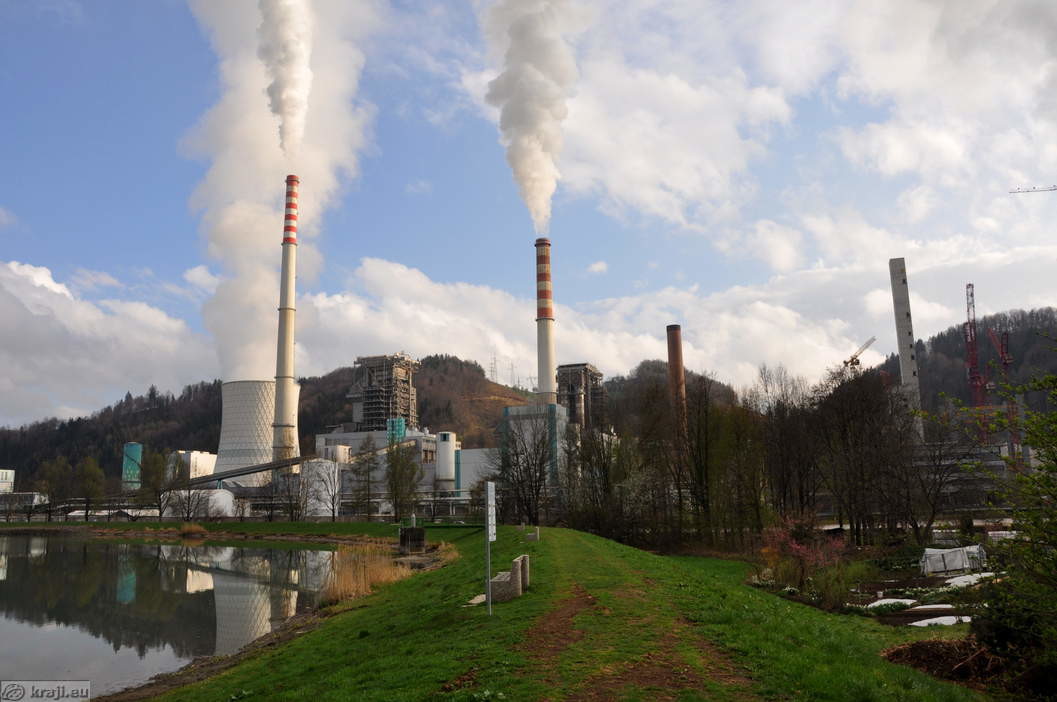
[0,469,13,494]
[301,426,495,518]
[214,380,277,487]
[168,451,218,481]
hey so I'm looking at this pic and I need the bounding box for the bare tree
[893,410,979,544]
[311,463,344,522]
[353,434,380,521]
[277,472,309,521]
[169,489,214,522]
[139,450,176,520]
[385,441,422,522]
[492,409,555,525]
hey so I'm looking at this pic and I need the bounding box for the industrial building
[889,258,924,437]
[557,363,606,430]
[215,380,278,487]
[308,426,493,518]
[168,451,218,481]
[121,443,141,491]
[346,353,419,432]
[0,469,13,494]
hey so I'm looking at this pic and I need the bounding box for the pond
[0,534,337,696]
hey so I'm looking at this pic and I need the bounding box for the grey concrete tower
[888,258,924,436]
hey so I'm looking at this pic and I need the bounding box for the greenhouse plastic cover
[919,545,986,575]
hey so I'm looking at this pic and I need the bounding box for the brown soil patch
[522,584,598,664]
[567,620,755,702]
[883,637,1005,689]
[441,666,479,692]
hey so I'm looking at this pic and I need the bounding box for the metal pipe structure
[666,324,688,436]
[535,238,557,404]
[272,175,301,462]
[888,258,924,438]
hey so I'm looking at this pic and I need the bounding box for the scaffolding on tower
[963,283,987,408]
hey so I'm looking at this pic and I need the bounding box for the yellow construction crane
[1009,185,1057,193]
[844,336,877,367]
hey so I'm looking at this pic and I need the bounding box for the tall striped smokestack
[535,238,557,404]
[272,175,300,462]
[666,324,687,437]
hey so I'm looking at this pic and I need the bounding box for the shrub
[179,522,207,538]
[761,515,846,590]
[971,368,1057,695]
[810,560,879,610]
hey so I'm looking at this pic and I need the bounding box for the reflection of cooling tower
[216,380,279,487]
[212,572,272,656]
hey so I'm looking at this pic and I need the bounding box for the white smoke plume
[485,0,578,234]
[187,0,378,380]
[258,0,314,155]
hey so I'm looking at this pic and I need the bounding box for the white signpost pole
[485,481,496,616]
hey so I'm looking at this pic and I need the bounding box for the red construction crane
[987,327,1022,460]
[963,283,987,407]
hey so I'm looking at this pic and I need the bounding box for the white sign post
[485,481,496,616]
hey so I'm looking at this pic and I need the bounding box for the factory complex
[0,176,1029,525]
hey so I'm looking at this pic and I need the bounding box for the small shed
[920,545,986,575]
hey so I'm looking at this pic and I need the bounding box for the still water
[0,534,335,695]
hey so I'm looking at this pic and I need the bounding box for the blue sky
[3,0,1057,425]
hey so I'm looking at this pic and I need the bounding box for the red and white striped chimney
[535,238,557,404]
[272,175,300,462]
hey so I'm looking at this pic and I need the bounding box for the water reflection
[0,535,337,694]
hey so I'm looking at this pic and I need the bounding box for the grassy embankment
[4,521,981,700]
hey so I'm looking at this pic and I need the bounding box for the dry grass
[179,523,208,538]
[318,542,412,607]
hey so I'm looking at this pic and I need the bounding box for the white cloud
[586,260,607,274]
[405,179,432,195]
[70,268,123,291]
[0,261,214,427]
[0,207,15,229]
[747,220,803,272]
[183,265,220,294]
[186,0,380,380]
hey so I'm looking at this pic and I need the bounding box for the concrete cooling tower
[215,380,288,487]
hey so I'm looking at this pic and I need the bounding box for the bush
[810,560,879,610]
[179,522,207,538]
[970,368,1057,695]
[760,515,846,591]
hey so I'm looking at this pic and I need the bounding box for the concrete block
[516,554,530,589]
[525,526,540,542]
[490,568,522,603]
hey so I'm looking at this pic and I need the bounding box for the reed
[179,522,208,538]
[319,543,411,607]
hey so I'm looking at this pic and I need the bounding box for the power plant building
[347,353,419,432]
[215,380,277,487]
[557,363,606,430]
[889,258,924,436]
[121,443,142,491]
[168,451,218,481]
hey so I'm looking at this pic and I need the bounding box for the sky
[3,0,1057,427]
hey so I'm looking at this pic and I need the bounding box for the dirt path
[507,532,758,701]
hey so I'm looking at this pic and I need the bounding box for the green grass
[5,522,982,700]
[139,524,982,701]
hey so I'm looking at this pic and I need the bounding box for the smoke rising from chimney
[258,0,314,155]
[188,0,377,380]
[485,0,578,234]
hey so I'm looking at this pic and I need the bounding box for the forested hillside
[878,307,1057,411]
[0,354,526,489]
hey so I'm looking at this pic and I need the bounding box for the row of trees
[492,359,989,550]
